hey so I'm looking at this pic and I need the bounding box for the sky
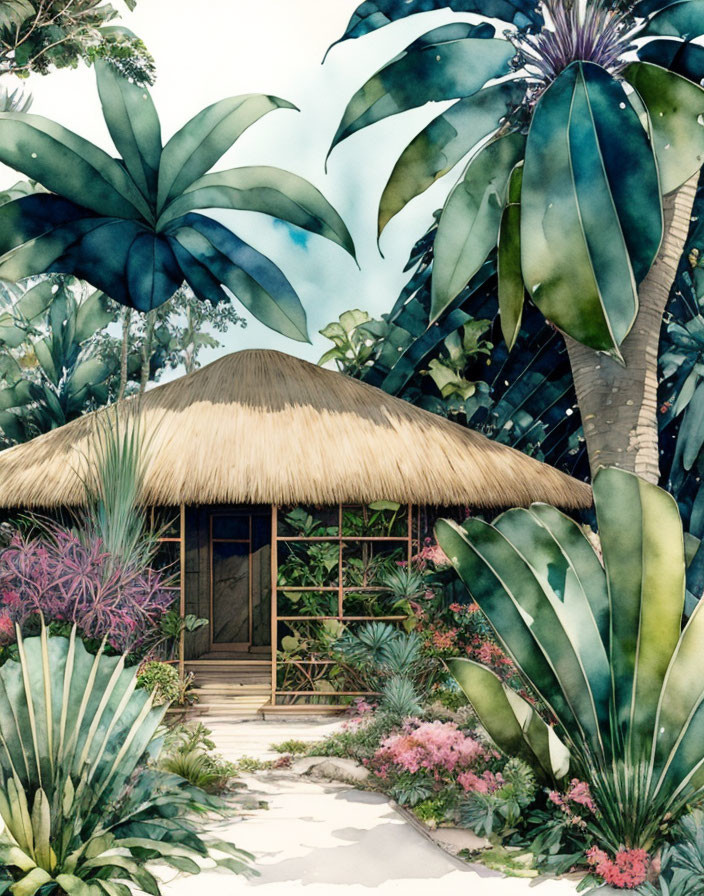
[0,0,480,369]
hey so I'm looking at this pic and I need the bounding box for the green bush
[160,723,238,793]
[307,713,400,763]
[0,625,251,894]
[137,659,187,705]
[271,739,310,755]
[460,758,537,839]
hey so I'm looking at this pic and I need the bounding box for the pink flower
[410,539,451,569]
[586,846,649,889]
[458,770,502,793]
[567,779,597,814]
[0,614,14,645]
[372,720,491,779]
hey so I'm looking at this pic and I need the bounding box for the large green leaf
[461,516,608,754]
[637,37,704,85]
[494,508,610,734]
[169,216,309,342]
[650,597,704,792]
[378,82,521,236]
[430,132,524,322]
[593,468,685,754]
[522,62,662,352]
[95,59,162,201]
[642,0,704,39]
[623,62,704,195]
[528,504,609,648]
[434,517,590,741]
[126,233,183,312]
[497,162,524,350]
[330,0,543,50]
[157,166,355,257]
[0,113,151,222]
[157,95,296,211]
[74,290,113,344]
[330,23,515,149]
[448,658,570,783]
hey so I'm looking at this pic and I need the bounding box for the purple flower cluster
[0,524,174,653]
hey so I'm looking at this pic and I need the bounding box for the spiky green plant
[79,404,158,570]
[0,56,355,338]
[436,467,704,851]
[379,674,423,717]
[0,623,251,893]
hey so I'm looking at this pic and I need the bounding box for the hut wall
[184,507,210,659]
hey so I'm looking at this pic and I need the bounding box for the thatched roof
[0,349,591,509]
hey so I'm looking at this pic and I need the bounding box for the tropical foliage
[0,58,355,337]
[0,1,153,82]
[80,405,158,571]
[327,0,704,483]
[435,467,704,852]
[0,276,116,444]
[159,723,238,794]
[0,624,250,894]
[0,274,248,446]
[329,0,704,355]
[0,521,173,654]
[319,219,586,477]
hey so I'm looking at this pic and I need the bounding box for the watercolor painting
[0,1,703,893]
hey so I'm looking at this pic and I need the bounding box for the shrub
[378,674,422,718]
[160,723,238,793]
[0,521,173,655]
[271,739,310,755]
[307,712,400,763]
[460,758,537,838]
[0,624,250,894]
[137,659,183,705]
[641,810,704,896]
[368,719,501,807]
[334,621,442,693]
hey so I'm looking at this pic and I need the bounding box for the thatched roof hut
[0,348,592,712]
[0,348,590,510]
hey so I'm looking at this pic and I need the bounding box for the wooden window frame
[271,502,417,707]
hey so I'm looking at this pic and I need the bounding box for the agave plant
[0,623,250,893]
[328,0,704,480]
[434,466,704,851]
[0,56,355,340]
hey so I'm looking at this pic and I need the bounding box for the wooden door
[209,512,253,650]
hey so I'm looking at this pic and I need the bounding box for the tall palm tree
[0,57,355,342]
[328,0,704,482]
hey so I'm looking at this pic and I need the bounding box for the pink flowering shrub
[366,719,501,805]
[547,778,598,830]
[411,537,451,570]
[0,524,174,654]
[586,846,650,889]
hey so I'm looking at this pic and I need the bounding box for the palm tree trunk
[140,311,155,395]
[118,307,132,400]
[565,173,699,484]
